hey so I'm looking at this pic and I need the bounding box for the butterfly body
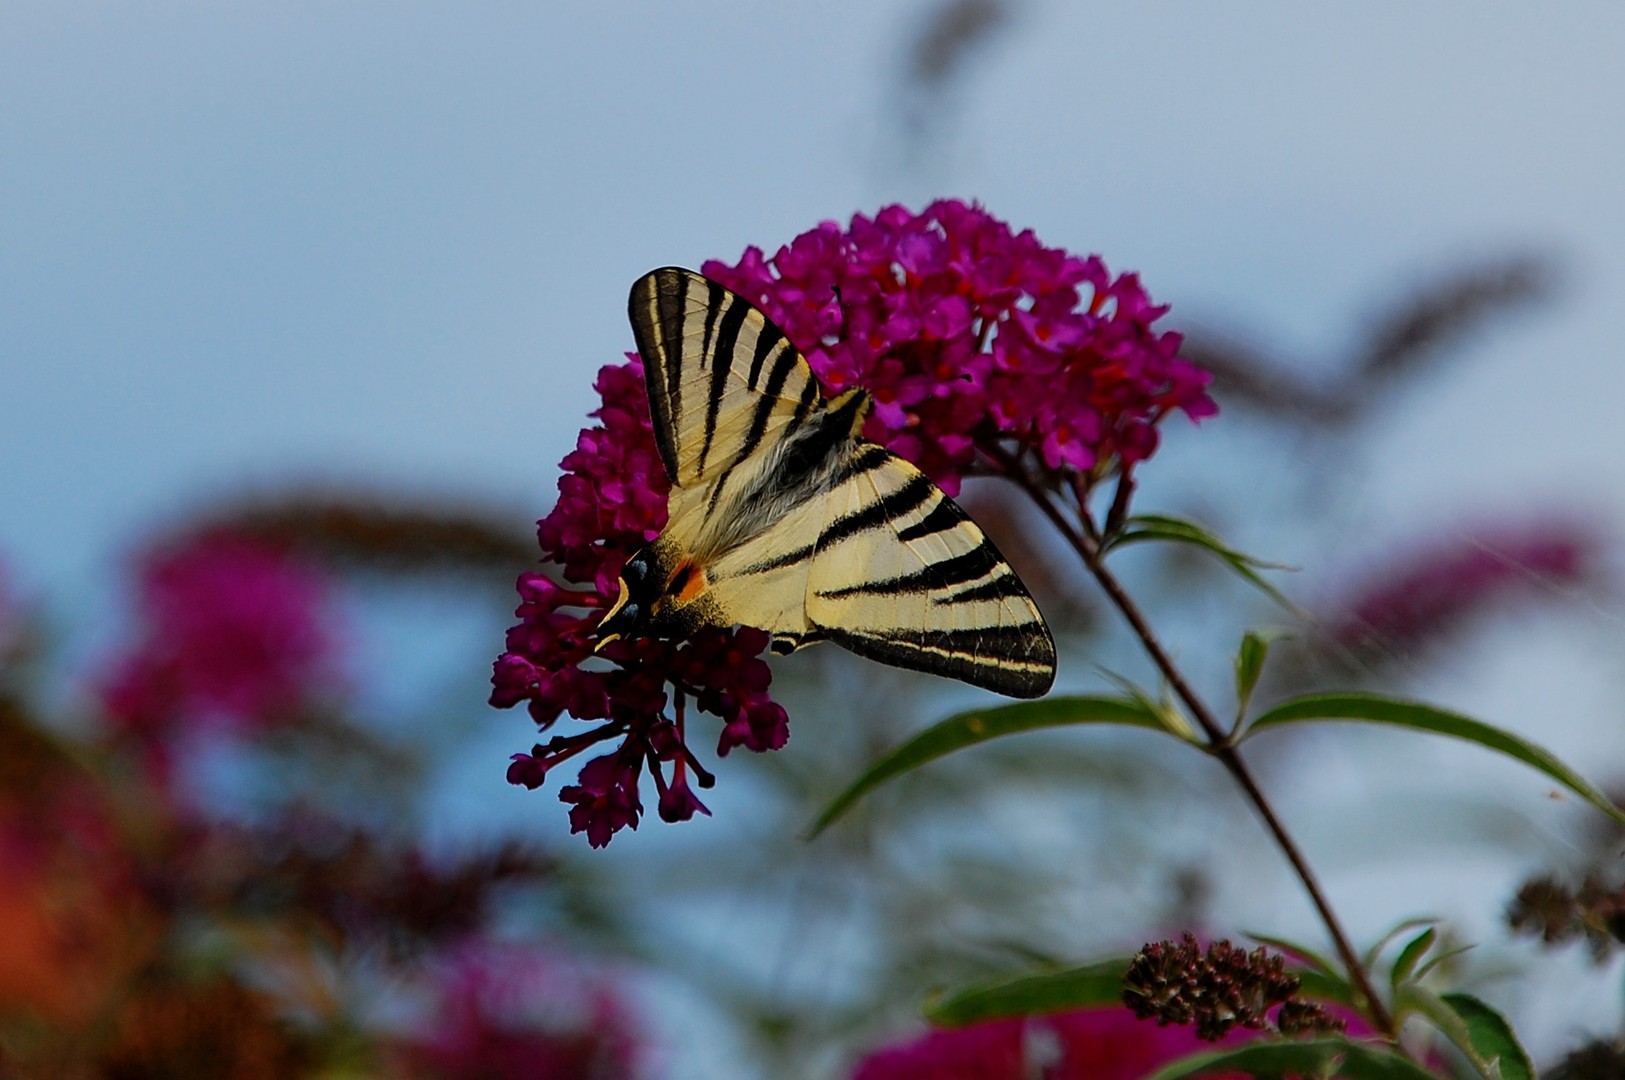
[596,268,1056,699]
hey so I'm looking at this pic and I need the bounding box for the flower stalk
[990,444,1398,1040]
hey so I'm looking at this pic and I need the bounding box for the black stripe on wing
[830,442,894,486]
[699,295,750,478]
[823,623,1056,698]
[791,374,820,430]
[733,460,936,578]
[736,336,806,466]
[895,499,964,543]
[816,544,1005,600]
[746,322,784,389]
[628,269,688,484]
[819,473,936,549]
[934,572,1033,605]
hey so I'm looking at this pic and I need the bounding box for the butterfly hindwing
[629,267,821,490]
[804,447,1057,699]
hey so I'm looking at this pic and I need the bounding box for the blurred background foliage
[4,1,1624,1077]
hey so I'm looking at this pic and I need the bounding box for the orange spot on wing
[670,561,708,605]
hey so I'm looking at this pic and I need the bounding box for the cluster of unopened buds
[1122,933,1344,1041]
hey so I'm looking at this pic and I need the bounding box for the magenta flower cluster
[399,940,641,1080]
[703,199,1214,495]
[1327,520,1595,659]
[491,361,785,847]
[98,531,342,775]
[493,201,1212,846]
[847,1006,1257,1080]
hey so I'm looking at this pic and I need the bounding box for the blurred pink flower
[849,1007,1254,1080]
[1326,519,1598,660]
[397,940,642,1080]
[98,532,343,764]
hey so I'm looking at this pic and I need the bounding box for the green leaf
[1141,1040,1341,1080]
[1106,512,1300,612]
[1413,943,1475,982]
[1337,1043,1458,1080]
[1294,967,1358,1007]
[1399,987,1491,1079]
[923,958,1131,1026]
[1095,668,1200,743]
[807,696,1166,837]
[1244,692,1625,826]
[1389,927,1437,992]
[1143,1039,1439,1080]
[1234,630,1279,720]
[1440,993,1535,1080]
[1362,917,1439,970]
[1396,986,1472,1064]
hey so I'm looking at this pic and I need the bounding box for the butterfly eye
[596,597,642,647]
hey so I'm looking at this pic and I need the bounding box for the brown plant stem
[990,449,1398,1040]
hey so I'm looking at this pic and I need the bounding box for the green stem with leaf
[992,446,1399,1040]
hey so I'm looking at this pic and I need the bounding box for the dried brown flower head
[1123,934,1343,1042]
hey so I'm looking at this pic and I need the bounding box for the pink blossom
[397,941,641,1080]
[849,1007,1255,1080]
[1326,520,1598,660]
[97,532,343,770]
[493,358,761,847]
[704,199,1213,495]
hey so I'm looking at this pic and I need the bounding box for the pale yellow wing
[628,267,821,490]
[805,446,1056,698]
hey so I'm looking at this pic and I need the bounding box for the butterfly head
[595,549,656,648]
[596,545,715,650]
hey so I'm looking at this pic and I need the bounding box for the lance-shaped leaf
[1243,693,1625,826]
[1105,513,1300,612]
[1234,629,1289,723]
[1414,943,1475,982]
[808,696,1165,837]
[1439,993,1534,1080]
[924,958,1132,1026]
[1389,927,1437,992]
[1399,987,1533,1080]
[1143,1039,1440,1080]
[1294,967,1359,1008]
[1363,917,1440,970]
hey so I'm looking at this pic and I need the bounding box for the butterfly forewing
[629,268,820,489]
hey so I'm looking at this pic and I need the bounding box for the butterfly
[595,267,1056,699]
